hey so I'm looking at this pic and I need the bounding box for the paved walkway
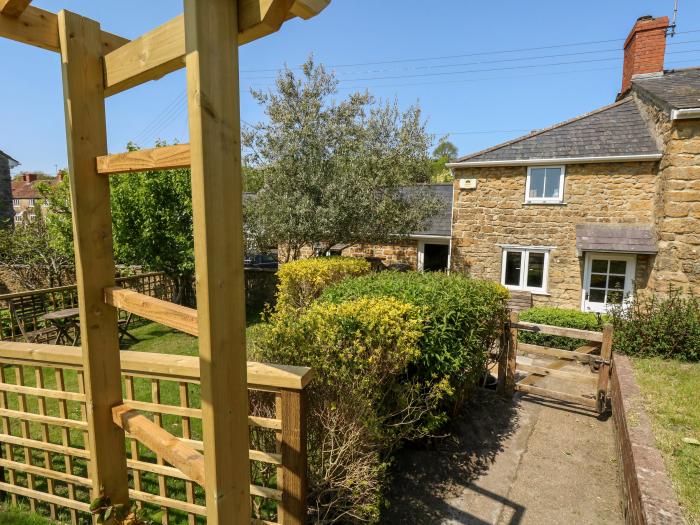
[384,375,623,524]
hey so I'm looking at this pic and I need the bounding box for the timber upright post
[184,0,252,523]
[57,9,129,506]
[497,311,518,397]
[596,324,614,413]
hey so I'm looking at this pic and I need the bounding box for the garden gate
[0,1,328,523]
[498,312,614,414]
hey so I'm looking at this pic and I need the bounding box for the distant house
[447,15,700,312]
[11,172,63,224]
[0,150,19,226]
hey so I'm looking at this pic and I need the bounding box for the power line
[239,28,700,74]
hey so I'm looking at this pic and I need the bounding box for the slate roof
[403,183,452,237]
[0,150,19,169]
[575,224,657,256]
[632,67,700,112]
[455,98,661,164]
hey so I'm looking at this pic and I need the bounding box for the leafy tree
[433,140,458,161]
[0,214,75,289]
[243,57,442,261]
[430,139,458,183]
[40,145,195,304]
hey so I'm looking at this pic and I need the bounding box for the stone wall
[0,156,12,227]
[342,241,418,269]
[610,354,685,524]
[451,162,658,309]
[652,117,700,295]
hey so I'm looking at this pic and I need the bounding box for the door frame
[416,237,451,272]
[581,252,636,312]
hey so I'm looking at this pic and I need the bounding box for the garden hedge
[518,306,606,350]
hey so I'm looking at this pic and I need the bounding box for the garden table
[41,308,80,346]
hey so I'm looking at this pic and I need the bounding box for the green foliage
[274,256,371,311]
[243,56,442,259]
[518,307,606,350]
[610,288,700,361]
[40,145,195,303]
[320,271,509,411]
[0,504,57,525]
[91,496,152,524]
[0,214,74,289]
[430,139,458,183]
[251,296,440,523]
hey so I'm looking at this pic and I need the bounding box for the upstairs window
[501,247,550,293]
[526,166,564,203]
[12,199,20,206]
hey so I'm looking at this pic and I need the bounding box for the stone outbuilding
[0,150,19,227]
[447,15,700,311]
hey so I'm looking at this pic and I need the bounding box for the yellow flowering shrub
[275,256,371,311]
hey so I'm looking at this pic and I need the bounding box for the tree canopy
[243,57,442,260]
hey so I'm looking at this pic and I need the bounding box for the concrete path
[384,380,623,524]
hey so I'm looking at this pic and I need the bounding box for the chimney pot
[621,15,668,94]
[22,173,38,182]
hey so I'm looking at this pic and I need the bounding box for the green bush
[320,271,509,412]
[518,307,606,350]
[251,296,437,523]
[610,288,700,361]
[274,257,371,312]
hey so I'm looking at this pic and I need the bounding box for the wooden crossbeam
[103,0,329,97]
[0,0,32,17]
[112,404,206,487]
[0,5,127,53]
[516,383,597,409]
[104,287,198,336]
[518,342,597,363]
[96,144,191,175]
[512,321,604,342]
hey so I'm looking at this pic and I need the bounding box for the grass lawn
[0,315,274,525]
[632,357,700,524]
[0,504,57,525]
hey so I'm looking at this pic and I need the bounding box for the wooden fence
[0,272,173,342]
[0,341,311,524]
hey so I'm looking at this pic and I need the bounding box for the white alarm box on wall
[459,178,477,190]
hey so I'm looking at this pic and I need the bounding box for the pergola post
[183,0,251,522]
[57,9,129,506]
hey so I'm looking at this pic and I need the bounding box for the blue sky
[2,0,700,175]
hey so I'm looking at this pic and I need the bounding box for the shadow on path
[382,388,522,524]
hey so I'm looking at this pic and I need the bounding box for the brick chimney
[21,173,38,182]
[621,15,669,94]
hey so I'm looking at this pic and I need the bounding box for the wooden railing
[0,272,173,342]
[0,341,312,524]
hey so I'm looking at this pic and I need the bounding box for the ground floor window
[417,239,450,272]
[500,247,549,293]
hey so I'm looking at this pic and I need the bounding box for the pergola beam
[103,0,329,97]
[96,144,191,175]
[0,0,32,18]
[0,5,127,53]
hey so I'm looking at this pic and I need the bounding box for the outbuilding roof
[404,183,453,237]
[453,98,662,165]
[632,67,700,112]
[0,150,19,169]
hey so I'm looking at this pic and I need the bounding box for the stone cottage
[0,150,19,227]
[448,15,700,312]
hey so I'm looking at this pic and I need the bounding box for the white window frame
[500,247,550,294]
[525,165,565,204]
[12,199,20,207]
[581,252,636,313]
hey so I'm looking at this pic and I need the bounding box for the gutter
[446,153,662,169]
[671,108,700,120]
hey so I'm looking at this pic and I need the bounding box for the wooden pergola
[0,1,328,523]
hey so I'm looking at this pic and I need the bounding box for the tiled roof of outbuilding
[403,183,453,237]
[0,150,19,168]
[455,98,661,164]
[632,67,700,111]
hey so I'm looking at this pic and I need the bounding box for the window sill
[504,287,551,296]
[522,201,567,206]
